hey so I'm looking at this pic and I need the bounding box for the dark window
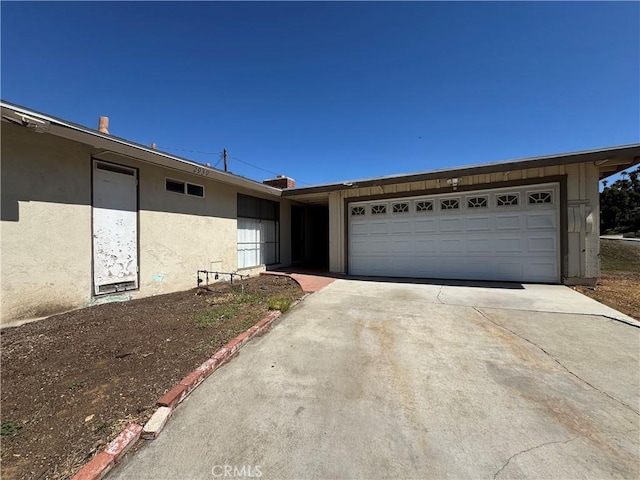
[351,206,366,216]
[441,199,460,210]
[371,204,387,215]
[187,183,204,197]
[166,179,205,197]
[416,200,433,212]
[166,179,185,193]
[467,197,488,208]
[497,194,519,207]
[392,202,409,213]
[238,194,279,221]
[528,191,552,204]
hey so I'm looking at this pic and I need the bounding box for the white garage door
[349,184,560,283]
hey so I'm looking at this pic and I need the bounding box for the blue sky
[2,1,638,187]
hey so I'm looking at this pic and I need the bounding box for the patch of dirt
[0,275,303,480]
[574,272,640,320]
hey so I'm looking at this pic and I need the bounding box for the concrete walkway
[111,280,639,480]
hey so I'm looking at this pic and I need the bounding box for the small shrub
[1,421,22,437]
[68,380,86,390]
[94,422,111,434]
[268,296,293,313]
[194,304,240,329]
[233,290,265,305]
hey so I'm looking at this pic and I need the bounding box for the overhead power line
[231,156,280,177]
[231,156,311,186]
[155,144,311,186]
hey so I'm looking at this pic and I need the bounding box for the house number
[192,166,210,176]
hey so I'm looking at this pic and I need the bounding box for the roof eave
[1,101,282,197]
[283,144,640,197]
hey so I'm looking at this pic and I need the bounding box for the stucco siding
[134,159,240,297]
[1,125,291,326]
[1,125,93,323]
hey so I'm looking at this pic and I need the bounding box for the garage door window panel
[441,198,460,210]
[371,204,387,215]
[497,194,519,207]
[351,206,366,216]
[528,191,553,205]
[467,196,488,208]
[392,202,409,214]
[416,200,434,212]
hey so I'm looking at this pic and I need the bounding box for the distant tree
[600,166,640,234]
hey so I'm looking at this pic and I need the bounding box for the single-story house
[2,100,638,326]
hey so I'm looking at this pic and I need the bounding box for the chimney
[263,175,295,189]
[151,142,157,150]
[98,116,109,134]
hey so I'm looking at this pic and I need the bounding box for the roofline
[0,100,282,197]
[283,144,640,197]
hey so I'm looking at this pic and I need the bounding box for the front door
[92,160,139,294]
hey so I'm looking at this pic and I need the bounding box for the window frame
[527,190,554,205]
[237,194,281,268]
[371,204,387,215]
[351,205,366,216]
[415,200,434,213]
[466,196,489,209]
[440,198,460,211]
[496,193,519,207]
[165,177,205,198]
[392,202,410,214]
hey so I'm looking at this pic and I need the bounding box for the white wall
[1,124,93,323]
[1,123,291,326]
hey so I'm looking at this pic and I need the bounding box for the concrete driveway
[112,280,639,480]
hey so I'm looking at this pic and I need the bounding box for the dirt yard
[0,275,303,480]
[573,239,640,320]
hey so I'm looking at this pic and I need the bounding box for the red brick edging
[72,308,288,480]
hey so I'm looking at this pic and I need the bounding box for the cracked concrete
[473,307,640,416]
[112,279,639,480]
[436,285,445,304]
[493,437,579,479]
